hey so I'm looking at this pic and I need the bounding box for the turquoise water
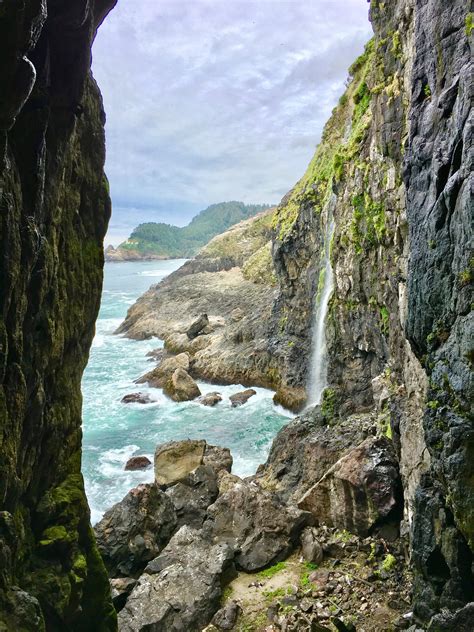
[81,260,292,524]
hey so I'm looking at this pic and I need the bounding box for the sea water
[81,260,293,524]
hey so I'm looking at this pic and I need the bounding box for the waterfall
[307,204,335,406]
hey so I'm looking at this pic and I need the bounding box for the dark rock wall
[404,0,473,620]
[270,0,473,624]
[0,1,117,630]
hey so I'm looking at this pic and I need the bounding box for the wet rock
[154,439,206,486]
[300,527,324,564]
[119,526,235,632]
[199,392,223,406]
[204,444,233,474]
[298,436,400,536]
[187,313,210,339]
[110,577,136,612]
[165,465,219,529]
[163,367,201,401]
[145,348,167,361]
[124,455,152,471]
[205,473,312,571]
[94,483,177,577]
[136,352,190,387]
[121,392,154,404]
[211,600,242,630]
[427,603,474,632]
[229,388,257,407]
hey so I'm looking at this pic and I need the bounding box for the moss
[242,241,276,285]
[258,561,287,579]
[381,553,396,572]
[458,268,472,287]
[466,12,473,37]
[385,421,393,440]
[391,30,402,58]
[350,192,386,253]
[379,305,389,335]
[321,387,336,418]
[424,83,432,98]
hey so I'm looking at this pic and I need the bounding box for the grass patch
[258,561,287,579]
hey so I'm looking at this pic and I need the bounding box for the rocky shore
[116,210,307,411]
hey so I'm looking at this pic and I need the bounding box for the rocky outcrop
[136,352,190,387]
[94,484,177,578]
[298,436,400,536]
[0,0,117,628]
[118,526,236,632]
[163,367,201,401]
[116,210,307,410]
[154,439,207,486]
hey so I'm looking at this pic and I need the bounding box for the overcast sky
[92,0,372,246]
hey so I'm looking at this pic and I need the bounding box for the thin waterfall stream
[307,200,335,406]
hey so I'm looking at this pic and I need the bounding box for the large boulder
[187,313,210,339]
[229,388,256,407]
[165,465,219,529]
[94,484,177,577]
[257,408,377,503]
[155,439,206,486]
[298,436,400,536]
[164,367,201,401]
[118,526,235,632]
[204,473,312,571]
[136,352,190,388]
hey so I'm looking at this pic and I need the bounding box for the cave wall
[0,1,117,630]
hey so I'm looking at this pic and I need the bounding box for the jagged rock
[154,439,206,486]
[199,392,223,406]
[94,483,177,577]
[118,526,235,632]
[258,408,377,503]
[136,352,190,387]
[211,600,242,630]
[204,444,233,474]
[229,388,257,407]
[204,473,313,571]
[300,527,324,564]
[163,367,201,401]
[124,456,152,471]
[145,348,167,361]
[298,436,400,536]
[427,603,474,632]
[165,465,219,529]
[187,313,210,339]
[110,577,136,612]
[121,392,154,404]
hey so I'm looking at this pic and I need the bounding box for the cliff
[0,1,116,630]
[105,201,271,260]
[269,0,473,624]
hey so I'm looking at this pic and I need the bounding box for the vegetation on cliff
[108,201,270,259]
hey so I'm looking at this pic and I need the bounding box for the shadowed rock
[94,484,177,578]
[121,392,154,404]
[187,313,210,339]
[124,456,152,471]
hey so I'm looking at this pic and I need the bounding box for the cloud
[92,0,372,246]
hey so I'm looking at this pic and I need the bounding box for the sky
[92,0,373,246]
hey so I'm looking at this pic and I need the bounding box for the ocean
[81,260,293,524]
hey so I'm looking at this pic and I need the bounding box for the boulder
[204,444,233,474]
[211,601,242,630]
[118,526,235,632]
[124,455,152,471]
[298,436,400,536]
[165,465,219,529]
[164,367,201,401]
[136,352,190,388]
[94,483,177,577]
[199,392,223,406]
[121,392,154,404]
[154,439,206,487]
[229,388,257,407]
[205,473,312,571]
[187,313,209,339]
[300,527,324,564]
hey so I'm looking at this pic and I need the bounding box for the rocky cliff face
[269,0,473,625]
[0,1,116,630]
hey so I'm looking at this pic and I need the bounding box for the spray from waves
[307,197,335,406]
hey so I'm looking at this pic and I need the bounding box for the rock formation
[0,0,117,629]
